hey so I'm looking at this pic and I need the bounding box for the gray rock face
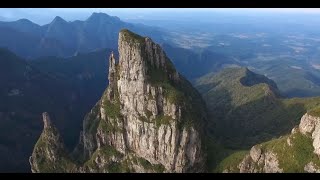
[42,112,52,129]
[85,29,205,172]
[299,113,320,156]
[250,145,262,162]
[263,151,283,173]
[238,145,283,173]
[30,29,206,173]
[299,114,319,135]
[304,162,320,173]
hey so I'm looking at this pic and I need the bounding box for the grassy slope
[218,126,320,173]
[195,67,320,171]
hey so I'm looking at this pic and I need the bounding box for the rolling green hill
[196,67,320,149]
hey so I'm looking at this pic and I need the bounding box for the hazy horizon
[1,8,320,25]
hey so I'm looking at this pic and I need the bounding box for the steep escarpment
[220,107,320,173]
[30,29,207,173]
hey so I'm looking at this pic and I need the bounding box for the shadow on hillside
[285,88,320,98]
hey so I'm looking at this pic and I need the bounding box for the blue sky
[0,8,319,25]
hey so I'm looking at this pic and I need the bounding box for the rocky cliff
[30,29,207,173]
[221,107,320,173]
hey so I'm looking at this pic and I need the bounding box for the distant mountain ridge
[0,12,167,59]
[162,43,240,80]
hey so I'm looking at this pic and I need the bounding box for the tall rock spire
[42,112,52,129]
[30,29,207,173]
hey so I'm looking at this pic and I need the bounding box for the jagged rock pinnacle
[107,51,117,101]
[108,51,116,83]
[42,112,52,129]
[118,29,180,84]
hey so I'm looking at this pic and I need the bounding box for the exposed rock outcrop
[238,145,283,173]
[227,111,320,173]
[299,114,320,156]
[304,162,320,173]
[30,29,207,173]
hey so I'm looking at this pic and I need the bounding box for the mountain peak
[239,67,280,96]
[51,16,67,25]
[118,29,180,85]
[30,30,206,173]
[119,29,145,44]
[90,12,110,18]
[16,18,34,24]
[87,12,121,22]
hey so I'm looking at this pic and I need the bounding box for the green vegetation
[196,67,320,149]
[84,145,123,169]
[215,119,320,173]
[84,148,165,173]
[215,151,248,173]
[138,116,150,123]
[33,126,76,173]
[196,67,320,172]
[203,136,245,172]
[134,156,165,173]
[137,157,153,169]
[98,117,123,133]
[308,106,320,117]
[155,115,172,128]
[98,145,123,159]
[163,83,184,105]
[144,50,185,105]
[102,96,121,119]
[83,103,101,135]
[107,162,128,173]
[145,109,152,119]
[259,132,320,172]
[120,29,145,44]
